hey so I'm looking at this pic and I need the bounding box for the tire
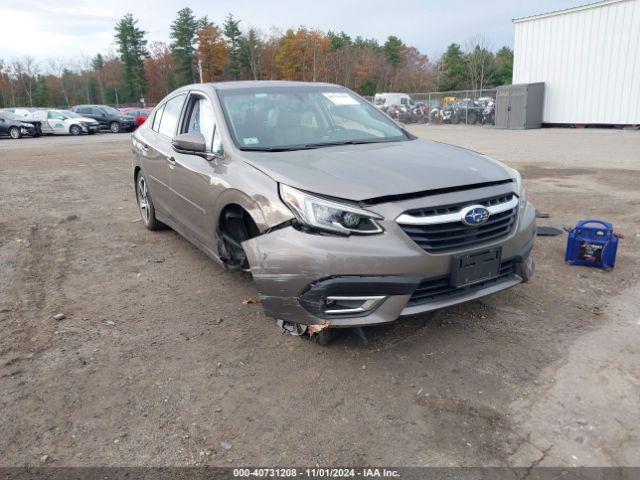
[467,112,478,125]
[135,171,163,230]
[9,126,21,139]
[451,113,460,125]
[109,121,121,133]
[310,328,335,346]
[88,131,96,135]
[69,124,81,136]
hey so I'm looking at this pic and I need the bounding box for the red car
[119,108,152,129]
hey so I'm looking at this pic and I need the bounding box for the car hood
[239,139,514,202]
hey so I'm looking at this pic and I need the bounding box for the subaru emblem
[461,205,490,226]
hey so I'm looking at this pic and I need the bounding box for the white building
[513,0,640,125]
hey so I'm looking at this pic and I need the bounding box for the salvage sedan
[27,109,99,135]
[0,111,37,139]
[131,81,536,345]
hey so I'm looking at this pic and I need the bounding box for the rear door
[90,107,108,128]
[141,93,187,220]
[0,113,9,135]
[34,111,53,134]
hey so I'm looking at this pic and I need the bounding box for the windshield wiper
[239,146,305,152]
[240,140,392,152]
[302,140,387,148]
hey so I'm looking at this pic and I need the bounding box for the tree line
[0,8,513,108]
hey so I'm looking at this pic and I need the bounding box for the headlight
[279,184,383,235]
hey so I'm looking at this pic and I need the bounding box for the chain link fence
[367,89,498,126]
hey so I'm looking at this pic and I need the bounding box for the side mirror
[172,132,207,155]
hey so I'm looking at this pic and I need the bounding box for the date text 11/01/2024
[233,468,400,478]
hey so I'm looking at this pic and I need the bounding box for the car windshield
[217,87,409,151]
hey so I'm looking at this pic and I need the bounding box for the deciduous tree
[197,23,230,82]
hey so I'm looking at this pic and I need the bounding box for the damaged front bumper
[243,200,536,328]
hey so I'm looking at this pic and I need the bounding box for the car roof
[195,80,342,91]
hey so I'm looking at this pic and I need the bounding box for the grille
[408,260,516,307]
[398,194,517,253]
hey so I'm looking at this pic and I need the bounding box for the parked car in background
[0,111,38,138]
[2,107,40,118]
[119,107,152,129]
[27,109,100,135]
[131,81,535,345]
[71,105,136,133]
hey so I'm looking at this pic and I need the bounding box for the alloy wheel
[137,175,150,224]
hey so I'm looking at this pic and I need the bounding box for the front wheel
[136,172,163,230]
[310,328,335,346]
[69,125,81,136]
[109,121,121,133]
[9,127,21,139]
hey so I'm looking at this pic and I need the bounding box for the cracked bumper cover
[243,201,536,327]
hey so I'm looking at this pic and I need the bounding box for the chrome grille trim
[396,193,519,253]
[396,195,518,226]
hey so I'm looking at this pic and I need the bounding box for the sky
[0,0,583,68]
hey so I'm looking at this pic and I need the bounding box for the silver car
[27,109,100,135]
[132,81,535,345]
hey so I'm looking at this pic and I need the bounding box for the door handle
[167,156,176,166]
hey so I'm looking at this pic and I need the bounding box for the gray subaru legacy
[132,81,535,345]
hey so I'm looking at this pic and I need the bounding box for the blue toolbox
[565,219,619,270]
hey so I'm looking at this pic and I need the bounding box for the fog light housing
[324,295,386,315]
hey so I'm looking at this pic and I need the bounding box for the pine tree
[489,47,513,86]
[383,36,404,68]
[238,29,263,80]
[223,14,242,80]
[32,75,50,107]
[114,14,148,102]
[437,43,468,91]
[170,8,206,86]
[91,53,106,103]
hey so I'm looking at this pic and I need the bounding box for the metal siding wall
[513,0,640,124]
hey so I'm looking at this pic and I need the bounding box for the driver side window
[184,95,216,152]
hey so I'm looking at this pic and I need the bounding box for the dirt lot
[1,126,639,467]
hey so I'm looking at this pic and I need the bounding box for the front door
[47,111,68,134]
[169,93,224,249]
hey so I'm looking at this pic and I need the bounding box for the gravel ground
[0,126,639,467]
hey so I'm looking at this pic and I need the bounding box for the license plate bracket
[450,247,502,288]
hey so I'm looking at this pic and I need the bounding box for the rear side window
[158,94,186,137]
[152,105,165,132]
